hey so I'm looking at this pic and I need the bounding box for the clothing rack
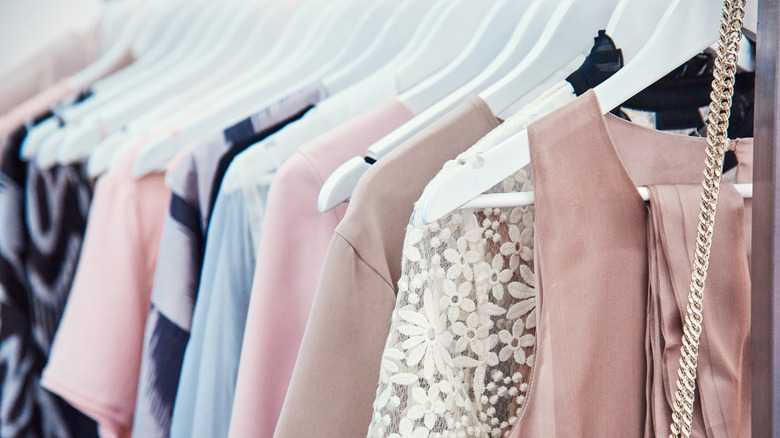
[752,0,780,435]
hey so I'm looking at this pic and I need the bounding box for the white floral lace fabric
[366,83,579,438]
[368,173,537,438]
[367,81,693,437]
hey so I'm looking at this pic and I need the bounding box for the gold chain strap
[668,0,746,437]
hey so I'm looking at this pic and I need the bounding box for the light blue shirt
[169,166,272,438]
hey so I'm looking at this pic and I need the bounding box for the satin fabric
[508,90,752,437]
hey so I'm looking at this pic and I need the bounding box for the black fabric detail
[207,104,315,221]
[0,257,30,317]
[722,72,754,172]
[75,88,93,103]
[30,111,54,127]
[169,194,203,243]
[170,193,206,300]
[727,72,755,139]
[145,311,190,432]
[621,52,755,143]
[0,290,39,437]
[565,34,754,174]
[25,164,92,295]
[53,395,100,438]
[1,107,52,185]
[655,107,706,131]
[624,53,716,110]
[0,124,32,321]
[566,30,624,96]
[0,115,99,438]
[223,118,256,145]
[1,125,29,189]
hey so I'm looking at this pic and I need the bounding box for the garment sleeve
[227,153,339,438]
[41,171,169,437]
[274,234,398,438]
[169,192,256,438]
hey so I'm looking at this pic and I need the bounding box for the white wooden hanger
[61,0,268,144]
[320,0,444,95]
[66,1,154,92]
[77,0,297,165]
[84,133,125,176]
[90,0,310,146]
[18,0,184,160]
[457,185,754,210]
[191,0,420,180]
[35,2,238,168]
[393,0,495,94]
[376,0,608,157]
[325,0,451,94]
[20,120,59,160]
[85,0,328,177]
[43,1,256,168]
[94,0,139,48]
[604,0,672,61]
[26,1,211,166]
[415,0,759,226]
[399,0,529,116]
[315,0,680,212]
[137,0,323,122]
[495,0,674,118]
[316,0,413,96]
[132,0,313,131]
[126,0,374,177]
[85,0,194,94]
[129,0,443,178]
[478,0,621,118]
[88,1,132,53]
[84,0,267,120]
[34,130,68,169]
[241,0,493,180]
[82,1,306,176]
[255,0,366,85]
[59,0,220,121]
[317,0,558,212]
[45,0,270,168]
[255,0,422,97]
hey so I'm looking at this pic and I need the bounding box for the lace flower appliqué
[368,168,537,438]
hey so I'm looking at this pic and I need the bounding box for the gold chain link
[668,0,746,437]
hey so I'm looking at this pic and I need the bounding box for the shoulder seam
[333,231,396,292]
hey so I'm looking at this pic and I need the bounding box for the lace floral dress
[365,35,731,432]
[364,79,691,437]
[366,83,577,438]
[368,185,537,438]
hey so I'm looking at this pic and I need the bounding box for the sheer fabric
[275,96,501,438]
[368,180,537,438]
[367,83,752,436]
[367,84,578,438]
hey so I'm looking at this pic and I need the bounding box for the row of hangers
[317,0,757,222]
[20,0,757,223]
[413,0,757,225]
[23,0,498,175]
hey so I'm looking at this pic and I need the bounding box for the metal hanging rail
[751,0,780,435]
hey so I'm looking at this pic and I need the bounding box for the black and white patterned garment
[0,117,98,438]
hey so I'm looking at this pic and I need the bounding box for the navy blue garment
[0,113,99,438]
